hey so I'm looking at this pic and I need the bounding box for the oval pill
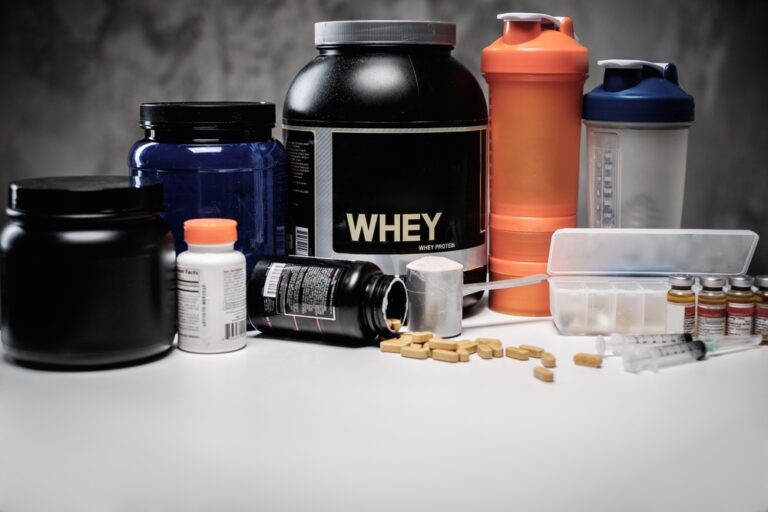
[457,340,478,354]
[431,349,459,363]
[534,366,554,382]
[476,337,502,348]
[519,344,544,358]
[401,346,429,359]
[541,352,557,368]
[408,331,434,342]
[430,338,459,351]
[380,338,412,353]
[477,344,493,359]
[505,346,529,361]
[574,353,602,368]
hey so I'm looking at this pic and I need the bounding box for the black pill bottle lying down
[248,256,407,343]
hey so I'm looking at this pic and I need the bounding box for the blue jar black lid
[7,176,163,217]
[583,60,695,123]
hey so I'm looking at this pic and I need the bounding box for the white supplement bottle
[176,218,247,353]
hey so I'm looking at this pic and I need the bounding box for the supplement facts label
[755,303,768,336]
[697,303,726,336]
[285,129,316,256]
[177,267,202,336]
[177,263,247,348]
[726,302,755,335]
[223,266,247,340]
[261,262,342,320]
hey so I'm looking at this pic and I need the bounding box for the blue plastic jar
[129,102,286,276]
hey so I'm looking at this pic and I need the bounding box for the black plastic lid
[8,176,163,217]
[314,21,456,47]
[139,102,275,129]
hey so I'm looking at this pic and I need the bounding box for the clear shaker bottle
[583,60,695,228]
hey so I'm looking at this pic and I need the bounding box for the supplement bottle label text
[726,302,755,336]
[261,261,343,320]
[697,303,726,336]
[177,264,247,349]
[755,303,768,338]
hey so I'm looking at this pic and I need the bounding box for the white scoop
[405,256,548,337]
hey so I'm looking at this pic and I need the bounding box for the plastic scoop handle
[463,274,549,295]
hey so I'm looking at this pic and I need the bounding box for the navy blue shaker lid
[583,60,695,123]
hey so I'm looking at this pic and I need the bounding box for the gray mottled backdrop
[1,0,766,272]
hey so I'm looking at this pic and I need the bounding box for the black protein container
[248,256,407,343]
[283,20,488,308]
[0,176,176,367]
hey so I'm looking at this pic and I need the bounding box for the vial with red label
[726,275,755,336]
[666,275,696,334]
[697,276,726,336]
[755,275,768,342]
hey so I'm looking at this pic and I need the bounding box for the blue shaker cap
[583,60,694,123]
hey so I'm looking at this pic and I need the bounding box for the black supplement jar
[283,20,488,308]
[248,256,407,343]
[0,176,176,368]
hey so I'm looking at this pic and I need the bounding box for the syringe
[622,334,761,373]
[596,333,693,356]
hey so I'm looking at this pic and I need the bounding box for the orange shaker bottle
[482,12,588,316]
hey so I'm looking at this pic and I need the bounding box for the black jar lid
[139,101,275,130]
[315,21,456,47]
[8,176,163,217]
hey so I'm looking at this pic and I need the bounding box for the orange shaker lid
[490,214,576,233]
[481,13,588,75]
[489,257,549,276]
[184,218,238,244]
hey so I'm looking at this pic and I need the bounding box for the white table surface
[1,304,767,512]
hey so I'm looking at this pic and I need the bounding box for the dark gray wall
[1,0,766,272]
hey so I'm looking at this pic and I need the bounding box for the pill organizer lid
[547,229,758,276]
[7,176,163,217]
[583,60,694,123]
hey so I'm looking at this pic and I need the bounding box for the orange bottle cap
[481,13,588,76]
[184,218,238,245]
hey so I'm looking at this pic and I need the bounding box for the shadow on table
[2,346,175,373]
[248,331,376,349]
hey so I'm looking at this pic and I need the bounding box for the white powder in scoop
[406,256,464,273]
